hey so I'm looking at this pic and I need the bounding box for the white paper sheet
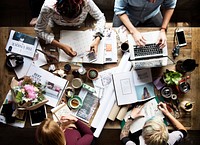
[91,53,131,138]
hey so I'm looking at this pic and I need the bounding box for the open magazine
[26,64,68,107]
[59,29,118,64]
[112,68,155,105]
[71,87,99,123]
[123,98,164,133]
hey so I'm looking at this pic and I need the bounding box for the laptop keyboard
[134,43,163,57]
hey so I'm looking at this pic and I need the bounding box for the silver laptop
[128,31,173,69]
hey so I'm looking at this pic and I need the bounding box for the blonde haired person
[36,114,93,145]
[120,102,187,145]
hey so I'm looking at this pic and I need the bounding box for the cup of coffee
[121,42,129,53]
[68,96,82,109]
[71,78,82,89]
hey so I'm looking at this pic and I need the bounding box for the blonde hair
[142,117,169,145]
[36,118,66,145]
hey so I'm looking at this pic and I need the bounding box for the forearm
[75,120,93,135]
[120,119,134,140]
[118,14,138,34]
[165,112,187,131]
[51,39,70,54]
[89,0,106,34]
[161,8,174,29]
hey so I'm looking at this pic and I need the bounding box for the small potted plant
[163,69,182,86]
[87,68,98,80]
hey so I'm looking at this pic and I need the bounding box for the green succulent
[89,70,98,79]
[163,69,182,85]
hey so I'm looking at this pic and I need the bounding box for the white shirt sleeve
[126,140,136,145]
[168,131,184,145]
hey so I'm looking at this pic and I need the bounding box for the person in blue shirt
[113,0,177,48]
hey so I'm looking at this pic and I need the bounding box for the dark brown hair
[56,0,84,18]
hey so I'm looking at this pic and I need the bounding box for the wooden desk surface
[0,27,200,130]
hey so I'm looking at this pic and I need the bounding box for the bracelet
[93,32,104,40]
[160,27,167,32]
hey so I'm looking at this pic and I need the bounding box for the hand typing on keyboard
[156,30,167,49]
[131,30,147,46]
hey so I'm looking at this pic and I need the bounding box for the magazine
[71,87,99,123]
[26,64,68,107]
[59,29,118,64]
[5,30,38,58]
[112,68,155,105]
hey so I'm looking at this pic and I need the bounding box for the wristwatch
[127,115,134,121]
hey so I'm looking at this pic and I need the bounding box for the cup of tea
[68,96,82,109]
[71,78,82,89]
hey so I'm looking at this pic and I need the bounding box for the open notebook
[128,31,174,69]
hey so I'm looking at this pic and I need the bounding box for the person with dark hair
[113,0,177,48]
[29,0,44,26]
[36,115,93,145]
[120,102,187,145]
[35,0,106,57]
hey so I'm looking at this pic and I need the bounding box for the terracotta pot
[87,68,99,80]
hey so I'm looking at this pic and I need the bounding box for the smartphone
[87,51,97,62]
[176,29,187,47]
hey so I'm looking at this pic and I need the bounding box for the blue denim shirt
[114,0,177,25]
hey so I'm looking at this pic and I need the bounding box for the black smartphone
[176,29,187,47]
[87,51,97,62]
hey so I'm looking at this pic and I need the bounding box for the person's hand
[59,114,78,131]
[130,104,144,119]
[62,44,77,57]
[156,30,167,48]
[60,114,78,123]
[158,102,170,116]
[132,30,146,46]
[90,37,100,54]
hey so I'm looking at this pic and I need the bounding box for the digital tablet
[29,105,47,126]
